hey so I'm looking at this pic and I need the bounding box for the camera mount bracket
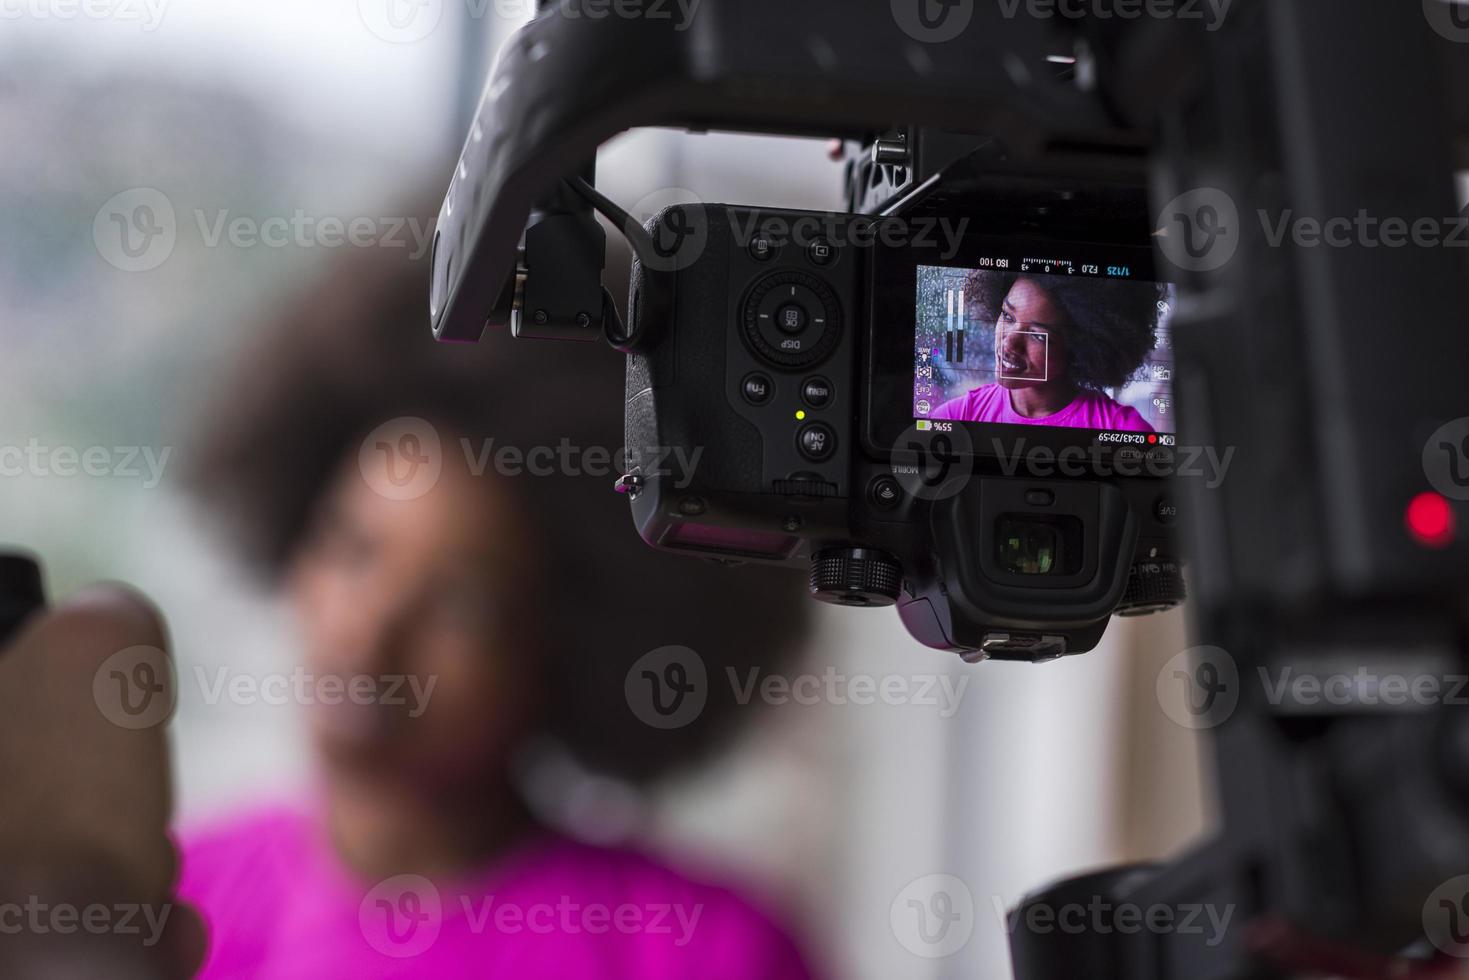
[428,0,1135,343]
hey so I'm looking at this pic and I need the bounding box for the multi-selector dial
[740,270,843,370]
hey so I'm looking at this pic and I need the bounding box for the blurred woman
[178,232,820,979]
[932,272,1164,432]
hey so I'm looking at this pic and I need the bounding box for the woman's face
[287,453,538,790]
[994,278,1071,390]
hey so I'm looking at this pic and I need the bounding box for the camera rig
[431,1,1196,662]
[428,1,1469,977]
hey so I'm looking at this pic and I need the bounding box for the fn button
[741,373,773,406]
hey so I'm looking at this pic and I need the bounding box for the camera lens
[996,518,1062,576]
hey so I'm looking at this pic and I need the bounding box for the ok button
[776,303,809,335]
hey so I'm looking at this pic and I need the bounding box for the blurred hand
[0,586,204,978]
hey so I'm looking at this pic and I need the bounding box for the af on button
[1154,495,1180,525]
[797,422,837,462]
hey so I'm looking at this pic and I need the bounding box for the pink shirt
[930,384,1153,432]
[179,808,817,980]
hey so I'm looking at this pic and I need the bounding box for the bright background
[0,3,1211,977]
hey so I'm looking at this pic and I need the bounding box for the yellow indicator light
[795,410,807,421]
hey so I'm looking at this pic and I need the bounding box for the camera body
[622,188,1183,660]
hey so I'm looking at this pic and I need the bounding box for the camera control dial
[809,547,902,607]
[740,270,843,369]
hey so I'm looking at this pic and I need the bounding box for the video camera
[427,2,1189,660]
[618,155,1185,660]
[426,0,1469,975]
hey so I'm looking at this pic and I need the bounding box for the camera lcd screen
[911,262,1176,440]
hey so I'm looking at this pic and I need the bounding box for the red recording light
[1405,492,1456,549]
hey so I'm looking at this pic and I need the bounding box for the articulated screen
[913,262,1176,440]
